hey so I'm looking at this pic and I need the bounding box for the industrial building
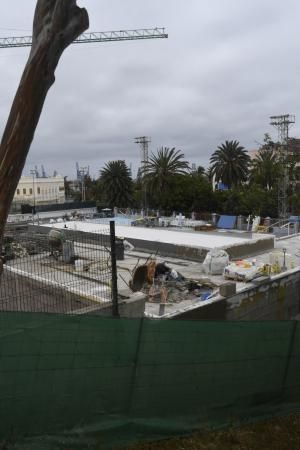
[13,174,65,207]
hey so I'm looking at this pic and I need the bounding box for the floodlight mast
[270,114,295,219]
[135,136,151,213]
[0,28,168,48]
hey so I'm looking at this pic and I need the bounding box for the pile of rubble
[129,260,217,304]
[2,237,28,260]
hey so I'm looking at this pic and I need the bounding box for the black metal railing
[0,223,118,315]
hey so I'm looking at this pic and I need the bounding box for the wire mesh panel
[0,224,112,314]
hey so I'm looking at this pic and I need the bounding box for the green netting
[0,313,299,449]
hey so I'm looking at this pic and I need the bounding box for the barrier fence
[0,314,299,449]
[0,224,114,314]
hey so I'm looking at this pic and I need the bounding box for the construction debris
[224,260,261,282]
[129,259,217,304]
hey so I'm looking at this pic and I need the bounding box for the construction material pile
[129,260,216,303]
[224,260,261,282]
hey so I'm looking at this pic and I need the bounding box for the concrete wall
[28,224,111,247]
[170,298,227,321]
[223,236,274,260]
[170,269,300,321]
[0,268,146,318]
[226,270,300,320]
[87,292,146,318]
[0,268,91,314]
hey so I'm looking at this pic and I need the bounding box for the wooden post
[0,0,89,252]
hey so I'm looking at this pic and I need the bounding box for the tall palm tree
[196,165,206,177]
[209,140,250,188]
[100,160,132,208]
[142,147,190,208]
[250,148,281,190]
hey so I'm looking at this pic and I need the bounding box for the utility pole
[30,169,36,222]
[78,167,88,202]
[135,136,151,213]
[270,114,295,219]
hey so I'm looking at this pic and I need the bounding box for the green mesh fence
[0,313,299,449]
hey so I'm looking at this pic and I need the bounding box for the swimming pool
[87,215,133,226]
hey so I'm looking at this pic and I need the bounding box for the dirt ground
[121,413,300,450]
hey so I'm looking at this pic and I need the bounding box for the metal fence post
[110,220,119,317]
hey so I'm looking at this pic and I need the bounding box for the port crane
[0,28,168,49]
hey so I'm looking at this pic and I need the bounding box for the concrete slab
[45,221,274,262]
[5,224,299,320]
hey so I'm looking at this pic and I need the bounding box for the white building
[13,175,65,206]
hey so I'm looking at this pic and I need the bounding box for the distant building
[248,138,300,160]
[288,138,300,155]
[13,175,65,206]
[248,149,259,160]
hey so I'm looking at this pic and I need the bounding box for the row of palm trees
[88,138,300,213]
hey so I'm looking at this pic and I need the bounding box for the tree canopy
[142,147,190,209]
[76,133,300,218]
[250,148,281,190]
[99,160,133,208]
[210,140,250,188]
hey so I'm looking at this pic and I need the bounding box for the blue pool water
[89,216,133,226]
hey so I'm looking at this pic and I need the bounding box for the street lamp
[282,247,287,271]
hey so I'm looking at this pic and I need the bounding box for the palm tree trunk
[0,0,89,251]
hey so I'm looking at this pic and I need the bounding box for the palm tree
[196,165,206,177]
[142,147,190,208]
[250,148,281,190]
[100,160,132,208]
[209,140,250,188]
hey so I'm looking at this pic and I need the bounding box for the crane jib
[0,28,168,49]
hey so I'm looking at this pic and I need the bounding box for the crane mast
[0,28,168,49]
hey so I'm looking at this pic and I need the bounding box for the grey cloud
[1,0,300,178]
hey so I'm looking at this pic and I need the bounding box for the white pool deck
[45,221,273,250]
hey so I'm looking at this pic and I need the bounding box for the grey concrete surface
[3,225,300,321]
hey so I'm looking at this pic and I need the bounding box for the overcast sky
[1,0,300,179]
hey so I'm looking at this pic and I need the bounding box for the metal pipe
[110,220,119,317]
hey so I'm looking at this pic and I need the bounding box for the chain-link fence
[0,224,114,314]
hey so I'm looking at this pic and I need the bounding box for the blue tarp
[217,182,229,191]
[288,216,300,223]
[217,215,237,229]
